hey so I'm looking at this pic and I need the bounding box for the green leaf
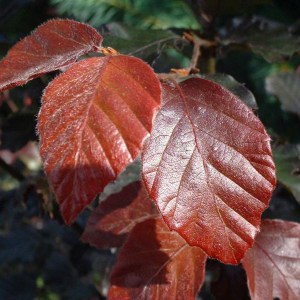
[50,0,200,29]
[223,18,300,63]
[266,72,300,117]
[273,144,300,204]
[101,22,181,59]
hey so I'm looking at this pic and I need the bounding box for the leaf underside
[81,181,158,248]
[108,217,207,300]
[38,55,161,224]
[242,219,300,300]
[0,19,103,92]
[142,78,276,264]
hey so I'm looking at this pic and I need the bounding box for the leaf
[0,113,36,152]
[108,217,207,300]
[51,0,199,30]
[266,72,300,117]
[242,219,300,300]
[142,78,276,264]
[81,181,158,249]
[0,19,103,92]
[273,144,300,204]
[101,22,180,59]
[200,74,257,110]
[223,17,300,63]
[38,55,161,224]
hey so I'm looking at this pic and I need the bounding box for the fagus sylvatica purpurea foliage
[0,18,300,300]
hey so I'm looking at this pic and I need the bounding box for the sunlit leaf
[0,19,102,92]
[108,217,207,299]
[242,219,300,300]
[200,73,257,109]
[142,78,276,264]
[38,55,161,224]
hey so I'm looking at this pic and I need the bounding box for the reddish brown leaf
[81,181,158,248]
[242,219,300,300]
[0,19,102,92]
[38,55,161,224]
[142,78,276,264]
[108,217,207,300]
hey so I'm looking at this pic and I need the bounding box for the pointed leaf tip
[38,55,161,224]
[142,78,276,264]
[0,19,103,92]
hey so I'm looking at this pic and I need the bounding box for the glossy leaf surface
[242,219,300,300]
[200,74,257,109]
[0,19,102,92]
[108,217,207,300]
[142,78,276,264]
[266,72,300,117]
[81,181,158,248]
[38,55,161,224]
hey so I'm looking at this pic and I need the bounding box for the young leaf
[142,78,276,264]
[0,19,103,92]
[81,181,158,249]
[266,72,300,117]
[242,219,300,300]
[38,55,161,224]
[108,217,207,300]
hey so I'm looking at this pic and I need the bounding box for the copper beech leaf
[142,78,276,264]
[81,181,158,248]
[108,217,207,300]
[38,55,161,224]
[0,19,103,92]
[242,219,300,300]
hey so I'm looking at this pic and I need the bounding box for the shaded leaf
[142,78,276,264]
[242,219,300,300]
[0,19,103,92]
[81,181,158,249]
[0,113,36,152]
[200,73,257,109]
[223,17,300,63]
[38,55,161,224]
[273,144,300,204]
[266,72,300,117]
[101,22,180,59]
[108,217,207,300]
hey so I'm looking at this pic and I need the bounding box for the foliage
[50,0,199,29]
[0,1,300,299]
